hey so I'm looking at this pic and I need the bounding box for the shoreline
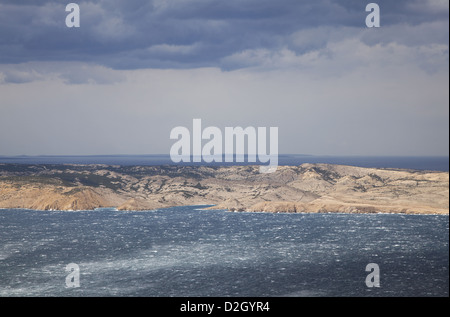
[1,205,448,215]
[1,163,448,215]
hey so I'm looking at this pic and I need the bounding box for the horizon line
[0,154,449,158]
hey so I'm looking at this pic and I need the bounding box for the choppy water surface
[0,206,448,297]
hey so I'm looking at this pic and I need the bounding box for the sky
[0,0,448,156]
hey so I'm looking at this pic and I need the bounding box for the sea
[0,155,448,298]
[0,207,448,297]
[0,154,449,172]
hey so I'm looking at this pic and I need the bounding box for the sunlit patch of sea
[0,206,448,297]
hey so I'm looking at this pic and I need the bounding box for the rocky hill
[0,163,448,214]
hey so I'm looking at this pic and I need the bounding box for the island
[0,163,448,214]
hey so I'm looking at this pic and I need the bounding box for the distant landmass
[0,163,448,214]
[0,155,448,171]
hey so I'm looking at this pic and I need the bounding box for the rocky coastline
[0,163,448,214]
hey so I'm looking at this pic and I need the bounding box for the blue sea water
[0,206,448,297]
[0,155,448,171]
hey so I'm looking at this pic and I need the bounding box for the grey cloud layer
[0,1,448,156]
[0,0,448,70]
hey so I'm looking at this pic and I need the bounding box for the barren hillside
[0,163,448,214]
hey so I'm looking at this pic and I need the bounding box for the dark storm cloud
[0,1,448,156]
[0,0,448,70]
